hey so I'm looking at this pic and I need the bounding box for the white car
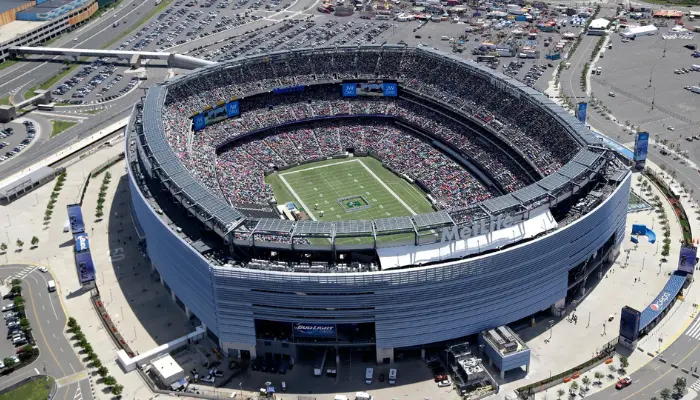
[438,378,451,387]
[201,375,215,383]
[667,126,675,131]
[3,312,16,320]
[38,267,48,273]
[7,321,19,328]
[2,304,15,312]
[0,361,4,369]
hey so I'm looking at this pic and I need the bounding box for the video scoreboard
[342,80,398,97]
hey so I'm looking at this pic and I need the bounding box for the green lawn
[51,120,77,137]
[265,157,434,244]
[0,95,10,106]
[0,376,54,400]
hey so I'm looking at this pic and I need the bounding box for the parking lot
[51,58,141,105]
[0,120,37,164]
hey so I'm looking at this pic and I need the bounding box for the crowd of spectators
[159,47,583,222]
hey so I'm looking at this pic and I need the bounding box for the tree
[97,366,109,377]
[3,357,15,369]
[13,296,25,308]
[92,358,102,369]
[569,381,579,394]
[78,338,89,349]
[0,243,6,253]
[88,352,99,364]
[674,377,687,396]
[19,318,29,329]
[15,239,23,248]
[582,376,591,389]
[103,376,116,386]
[594,371,604,384]
[660,388,671,400]
[608,364,616,374]
[619,356,629,370]
[67,317,77,328]
[11,278,21,287]
[10,285,22,295]
[74,331,85,342]
[31,236,39,247]
[112,384,123,396]
[557,388,565,399]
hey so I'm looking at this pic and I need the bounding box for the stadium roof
[137,46,622,248]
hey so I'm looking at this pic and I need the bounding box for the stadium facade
[126,46,631,364]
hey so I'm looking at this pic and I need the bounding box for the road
[0,265,92,400]
[588,313,700,399]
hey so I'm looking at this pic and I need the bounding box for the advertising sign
[382,82,398,97]
[74,233,90,253]
[678,245,697,274]
[273,85,305,95]
[577,102,587,125]
[619,306,641,341]
[193,113,206,132]
[342,83,357,97]
[192,100,239,132]
[633,131,649,169]
[293,323,336,338]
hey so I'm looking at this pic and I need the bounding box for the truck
[313,349,328,376]
[684,86,700,94]
[47,280,56,292]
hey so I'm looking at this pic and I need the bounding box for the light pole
[587,312,591,328]
[548,320,554,341]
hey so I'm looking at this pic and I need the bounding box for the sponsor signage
[342,81,398,97]
[193,100,240,132]
[74,233,90,253]
[273,85,305,95]
[293,323,336,338]
[441,214,516,243]
[678,246,697,274]
[342,83,357,97]
[619,306,640,341]
[633,131,649,169]
[577,102,587,125]
[649,291,671,312]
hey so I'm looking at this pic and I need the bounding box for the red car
[434,374,447,382]
[616,376,632,390]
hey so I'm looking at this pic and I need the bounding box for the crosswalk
[74,384,83,400]
[690,378,700,392]
[2,266,37,286]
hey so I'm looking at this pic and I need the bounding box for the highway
[0,265,91,400]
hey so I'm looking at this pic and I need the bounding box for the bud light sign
[293,323,336,338]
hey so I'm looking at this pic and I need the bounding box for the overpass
[0,90,52,122]
[9,46,216,69]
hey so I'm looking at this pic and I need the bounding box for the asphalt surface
[0,265,91,400]
[588,313,700,400]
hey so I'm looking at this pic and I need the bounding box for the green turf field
[265,157,435,244]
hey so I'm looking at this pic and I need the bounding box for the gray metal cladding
[132,166,629,348]
[128,177,218,334]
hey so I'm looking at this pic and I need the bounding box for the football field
[265,157,435,243]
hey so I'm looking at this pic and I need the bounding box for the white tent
[589,18,610,30]
[621,25,658,38]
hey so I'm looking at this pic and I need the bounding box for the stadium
[126,46,631,369]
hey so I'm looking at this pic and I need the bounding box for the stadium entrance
[254,319,376,365]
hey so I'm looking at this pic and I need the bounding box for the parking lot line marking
[35,368,39,375]
[53,332,56,338]
[60,347,63,352]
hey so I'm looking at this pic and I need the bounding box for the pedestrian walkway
[686,319,700,341]
[2,265,36,285]
[689,378,700,392]
[56,370,88,388]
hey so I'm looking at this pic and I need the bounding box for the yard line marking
[356,159,416,215]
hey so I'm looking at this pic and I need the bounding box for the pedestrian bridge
[9,46,215,70]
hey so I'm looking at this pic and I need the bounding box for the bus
[37,103,55,111]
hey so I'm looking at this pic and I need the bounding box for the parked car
[201,375,215,383]
[2,304,16,312]
[438,378,451,387]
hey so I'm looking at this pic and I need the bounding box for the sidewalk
[524,163,700,400]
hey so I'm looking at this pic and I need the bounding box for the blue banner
[273,85,305,95]
[383,82,398,97]
[619,306,640,341]
[577,102,587,125]
[293,323,336,338]
[74,233,90,253]
[193,114,206,132]
[66,204,85,235]
[342,83,357,97]
[225,100,240,118]
[678,246,697,274]
[634,131,649,168]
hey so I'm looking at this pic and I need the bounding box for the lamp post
[548,320,554,341]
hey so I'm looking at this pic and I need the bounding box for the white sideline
[280,158,357,176]
[356,159,417,215]
[279,173,318,220]
[0,118,128,190]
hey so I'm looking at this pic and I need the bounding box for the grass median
[24,63,80,100]
[51,120,78,137]
[0,376,54,400]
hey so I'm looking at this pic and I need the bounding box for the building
[126,47,630,365]
[587,17,609,35]
[150,354,185,387]
[0,0,96,63]
[621,25,658,38]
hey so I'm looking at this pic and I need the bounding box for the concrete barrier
[0,118,128,190]
[660,358,667,363]
[672,363,679,368]
[647,352,655,357]
[682,368,689,373]
[692,372,699,378]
